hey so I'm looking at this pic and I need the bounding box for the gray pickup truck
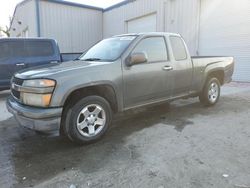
[7,32,234,144]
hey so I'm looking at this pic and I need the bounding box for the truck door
[0,40,26,88]
[122,36,174,109]
[169,36,193,96]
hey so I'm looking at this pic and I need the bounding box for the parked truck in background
[0,38,81,91]
[6,32,234,144]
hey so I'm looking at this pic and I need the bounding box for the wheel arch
[61,82,120,113]
[206,69,225,85]
[203,67,225,87]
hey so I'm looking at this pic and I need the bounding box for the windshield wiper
[81,58,102,61]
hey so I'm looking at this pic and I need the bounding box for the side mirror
[126,52,148,66]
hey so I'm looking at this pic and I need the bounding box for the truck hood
[15,60,111,79]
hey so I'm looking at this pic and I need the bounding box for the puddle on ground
[160,116,194,132]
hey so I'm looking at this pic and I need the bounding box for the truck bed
[191,56,234,70]
[191,56,234,87]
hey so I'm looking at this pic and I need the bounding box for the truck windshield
[79,36,136,62]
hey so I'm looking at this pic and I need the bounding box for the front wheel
[63,96,112,144]
[199,77,221,106]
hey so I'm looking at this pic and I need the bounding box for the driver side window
[132,37,168,63]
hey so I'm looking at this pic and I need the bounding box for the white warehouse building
[10,0,250,82]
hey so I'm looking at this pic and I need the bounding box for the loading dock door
[127,14,157,33]
[199,0,250,82]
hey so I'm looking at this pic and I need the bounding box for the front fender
[51,81,123,112]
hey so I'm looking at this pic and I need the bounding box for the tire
[63,96,112,144]
[199,77,221,106]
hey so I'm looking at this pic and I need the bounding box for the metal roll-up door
[199,0,250,82]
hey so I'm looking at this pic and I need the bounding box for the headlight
[21,93,52,107]
[19,79,56,107]
[23,79,55,87]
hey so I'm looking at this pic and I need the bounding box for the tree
[0,25,10,37]
[0,16,12,37]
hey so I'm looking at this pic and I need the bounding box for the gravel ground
[0,82,250,188]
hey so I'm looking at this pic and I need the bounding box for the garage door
[199,0,250,82]
[127,14,156,33]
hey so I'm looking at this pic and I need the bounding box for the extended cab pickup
[0,38,81,91]
[6,32,234,144]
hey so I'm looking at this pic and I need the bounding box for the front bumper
[6,96,63,132]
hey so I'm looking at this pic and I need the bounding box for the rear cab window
[132,36,168,63]
[25,41,55,57]
[0,41,25,60]
[169,36,187,61]
[0,40,55,60]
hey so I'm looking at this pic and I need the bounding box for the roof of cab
[0,38,55,41]
[114,32,181,37]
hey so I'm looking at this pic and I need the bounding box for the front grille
[11,89,20,99]
[12,77,24,86]
[11,77,23,100]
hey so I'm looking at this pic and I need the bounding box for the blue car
[0,38,62,91]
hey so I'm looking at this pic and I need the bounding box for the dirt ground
[0,82,250,188]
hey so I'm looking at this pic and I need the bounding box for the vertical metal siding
[39,1,103,53]
[103,0,199,55]
[164,0,200,55]
[10,0,37,37]
[11,0,200,57]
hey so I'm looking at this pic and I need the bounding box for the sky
[0,0,125,27]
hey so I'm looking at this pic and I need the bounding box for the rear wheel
[63,96,112,144]
[199,77,221,106]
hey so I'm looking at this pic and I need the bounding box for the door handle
[50,61,59,64]
[162,66,173,71]
[16,63,25,66]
